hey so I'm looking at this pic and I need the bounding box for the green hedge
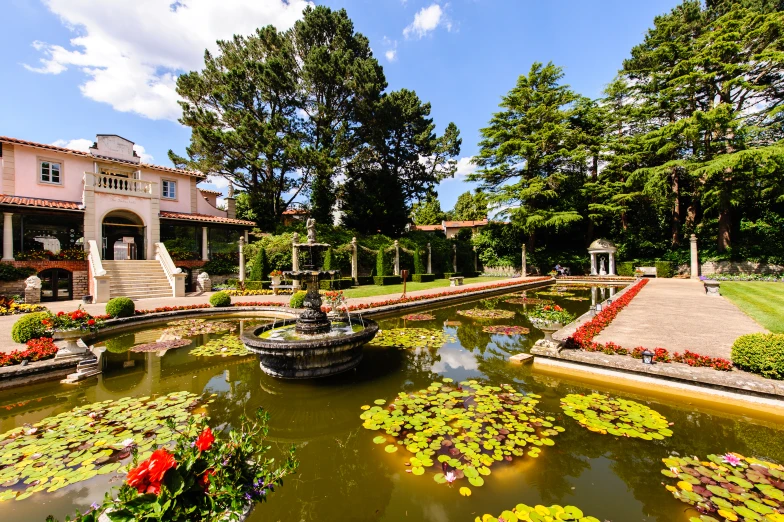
[106,297,135,318]
[617,262,635,277]
[0,264,36,282]
[732,333,784,380]
[209,291,232,307]
[443,272,463,279]
[356,276,374,286]
[12,312,49,343]
[243,281,271,291]
[655,261,674,278]
[290,291,306,308]
[320,278,354,290]
[411,273,435,283]
[373,276,402,286]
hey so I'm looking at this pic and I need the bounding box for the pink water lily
[722,453,742,467]
[444,471,456,484]
[669,467,679,475]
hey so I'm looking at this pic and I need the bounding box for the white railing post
[88,239,111,303]
[155,242,186,297]
[88,172,154,197]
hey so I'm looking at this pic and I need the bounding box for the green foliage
[616,262,635,277]
[320,278,353,290]
[243,281,270,291]
[732,333,784,379]
[411,273,435,283]
[356,276,374,286]
[375,248,387,277]
[11,312,49,343]
[289,291,307,308]
[202,258,237,276]
[209,291,232,308]
[654,260,674,278]
[451,190,488,221]
[0,264,36,282]
[410,193,446,225]
[322,248,333,271]
[249,247,268,282]
[105,297,135,318]
[413,248,424,274]
[373,276,402,286]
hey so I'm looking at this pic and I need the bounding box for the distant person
[554,264,564,276]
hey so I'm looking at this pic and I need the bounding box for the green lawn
[341,276,507,299]
[720,281,784,333]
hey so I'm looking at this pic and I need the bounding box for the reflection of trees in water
[456,322,491,354]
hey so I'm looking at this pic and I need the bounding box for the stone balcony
[86,172,155,198]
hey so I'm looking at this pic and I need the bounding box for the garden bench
[635,266,657,277]
[449,276,464,287]
[272,284,295,295]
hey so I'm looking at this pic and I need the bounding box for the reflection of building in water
[34,235,61,253]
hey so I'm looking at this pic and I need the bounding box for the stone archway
[102,210,146,260]
[588,239,617,276]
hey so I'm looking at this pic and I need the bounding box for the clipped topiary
[289,291,306,309]
[105,297,135,318]
[209,291,232,308]
[249,247,268,282]
[376,249,387,277]
[11,312,50,344]
[732,333,784,380]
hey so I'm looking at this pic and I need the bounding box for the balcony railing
[87,172,154,197]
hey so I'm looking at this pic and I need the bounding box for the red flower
[198,469,215,491]
[87,319,96,326]
[195,427,214,452]
[57,311,65,316]
[126,448,177,495]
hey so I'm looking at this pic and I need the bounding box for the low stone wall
[2,260,89,300]
[699,260,783,275]
[0,280,25,297]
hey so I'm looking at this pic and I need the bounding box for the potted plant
[41,307,104,359]
[528,304,575,343]
[269,270,283,286]
[323,290,346,316]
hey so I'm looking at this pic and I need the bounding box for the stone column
[452,244,457,273]
[148,183,160,260]
[2,212,13,261]
[521,244,527,277]
[244,230,249,243]
[590,253,597,276]
[291,232,300,288]
[238,236,245,283]
[609,252,616,276]
[690,234,699,280]
[201,227,209,261]
[473,246,478,273]
[394,240,400,276]
[427,243,432,274]
[351,237,358,283]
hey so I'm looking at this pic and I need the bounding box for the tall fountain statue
[241,220,378,379]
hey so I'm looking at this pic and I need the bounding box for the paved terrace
[0,276,546,353]
[593,278,766,359]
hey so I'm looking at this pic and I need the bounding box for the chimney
[226,183,236,219]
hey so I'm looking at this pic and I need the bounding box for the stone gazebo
[588,239,617,276]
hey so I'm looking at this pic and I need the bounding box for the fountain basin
[241,317,379,379]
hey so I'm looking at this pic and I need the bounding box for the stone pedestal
[690,234,699,280]
[427,243,432,274]
[521,245,527,277]
[351,237,358,283]
[704,280,720,296]
[196,272,211,293]
[24,276,41,304]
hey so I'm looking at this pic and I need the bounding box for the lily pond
[1,283,784,522]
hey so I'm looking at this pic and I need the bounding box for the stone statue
[227,183,234,198]
[599,258,607,275]
[25,275,42,290]
[306,218,316,243]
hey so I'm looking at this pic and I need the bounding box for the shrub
[655,260,674,278]
[356,276,374,286]
[202,258,237,276]
[320,278,353,290]
[106,297,135,318]
[376,249,387,277]
[411,273,435,283]
[249,248,268,282]
[617,261,635,277]
[413,249,424,275]
[104,334,135,354]
[732,333,784,380]
[373,276,402,286]
[323,248,333,271]
[290,291,307,308]
[209,291,232,308]
[11,312,49,343]
[0,264,36,282]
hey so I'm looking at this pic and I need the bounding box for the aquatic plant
[190,335,251,357]
[476,503,601,522]
[456,309,515,320]
[560,393,673,440]
[162,319,236,337]
[660,452,784,522]
[131,339,193,353]
[565,297,589,301]
[49,410,297,522]
[367,328,456,349]
[481,325,530,335]
[504,297,553,305]
[0,392,209,502]
[402,313,436,321]
[360,380,563,495]
[535,291,575,297]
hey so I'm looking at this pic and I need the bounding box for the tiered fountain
[241,220,378,379]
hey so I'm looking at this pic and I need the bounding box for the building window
[162,179,177,199]
[40,161,62,184]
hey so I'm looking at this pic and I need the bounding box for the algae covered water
[0,286,782,522]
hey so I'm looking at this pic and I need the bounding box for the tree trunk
[527,230,536,252]
[718,207,731,252]
[671,169,681,246]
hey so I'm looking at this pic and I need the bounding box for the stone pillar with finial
[690,234,699,280]
[452,244,457,273]
[394,240,400,276]
[291,232,300,288]
[521,244,527,277]
[351,237,358,284]
[427,243,432,274]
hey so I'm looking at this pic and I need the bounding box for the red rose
[126,448,176,494]
[195,427,214,452]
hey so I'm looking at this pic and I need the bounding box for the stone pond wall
[678,260,784,276]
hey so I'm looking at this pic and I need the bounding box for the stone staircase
[103,260,173,300]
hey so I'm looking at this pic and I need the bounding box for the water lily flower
[722,453,742,467]
[121,438,136,448]
[445,471,456,484]
[669,466,679,475]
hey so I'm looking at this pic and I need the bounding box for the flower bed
[701,273,783,282]
[0,303,47,316]
[224,289,293,296]
[564,279,734,372]
[0,337,58,367]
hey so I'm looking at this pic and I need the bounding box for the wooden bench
[449,276,464,287]
[271,284,296,295]
[635,266,657,277]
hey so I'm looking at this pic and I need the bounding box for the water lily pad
[360,380,562,494]
[504,297,553,306]
[367,328,456,349]
[402,313,436,321]
[560,393,673,440]
[456,309,515,320]
[189,335,250,357]
[131,339,192,353]
[481,325,530,335]
[459,487,471,497]
[481,503,600,522]
[162,319,236,337]
[0,392,207,502]
[661,452,784,521]
[535,290,575,297]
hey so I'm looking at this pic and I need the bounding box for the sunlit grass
[720,281,784,333]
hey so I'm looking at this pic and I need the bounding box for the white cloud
[441,156,477,182]
[385,49,397,62]
[51,138,154,163]
[206,175,231,189]
[26,0,312,121]
[383,36,397,62]
[403,4,450,39]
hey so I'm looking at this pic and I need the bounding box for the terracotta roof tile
[442,219,488,227]
[0,136,206,179]
[282,208,308,215]
[160,211,254,227]
[412,224,443,231]
[198,188,222,196]
[0,195,83,210]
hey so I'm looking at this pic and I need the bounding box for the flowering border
[0,338,58,367]
[564,279,733,372]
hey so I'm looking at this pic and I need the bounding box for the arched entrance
[102,210,145,260]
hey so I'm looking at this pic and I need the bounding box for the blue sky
[0,0,681,211]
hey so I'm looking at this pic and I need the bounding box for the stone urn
[53,329,89,360]
[531,318,562,343]
[704,279,721,296]
[270,275,282,286]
